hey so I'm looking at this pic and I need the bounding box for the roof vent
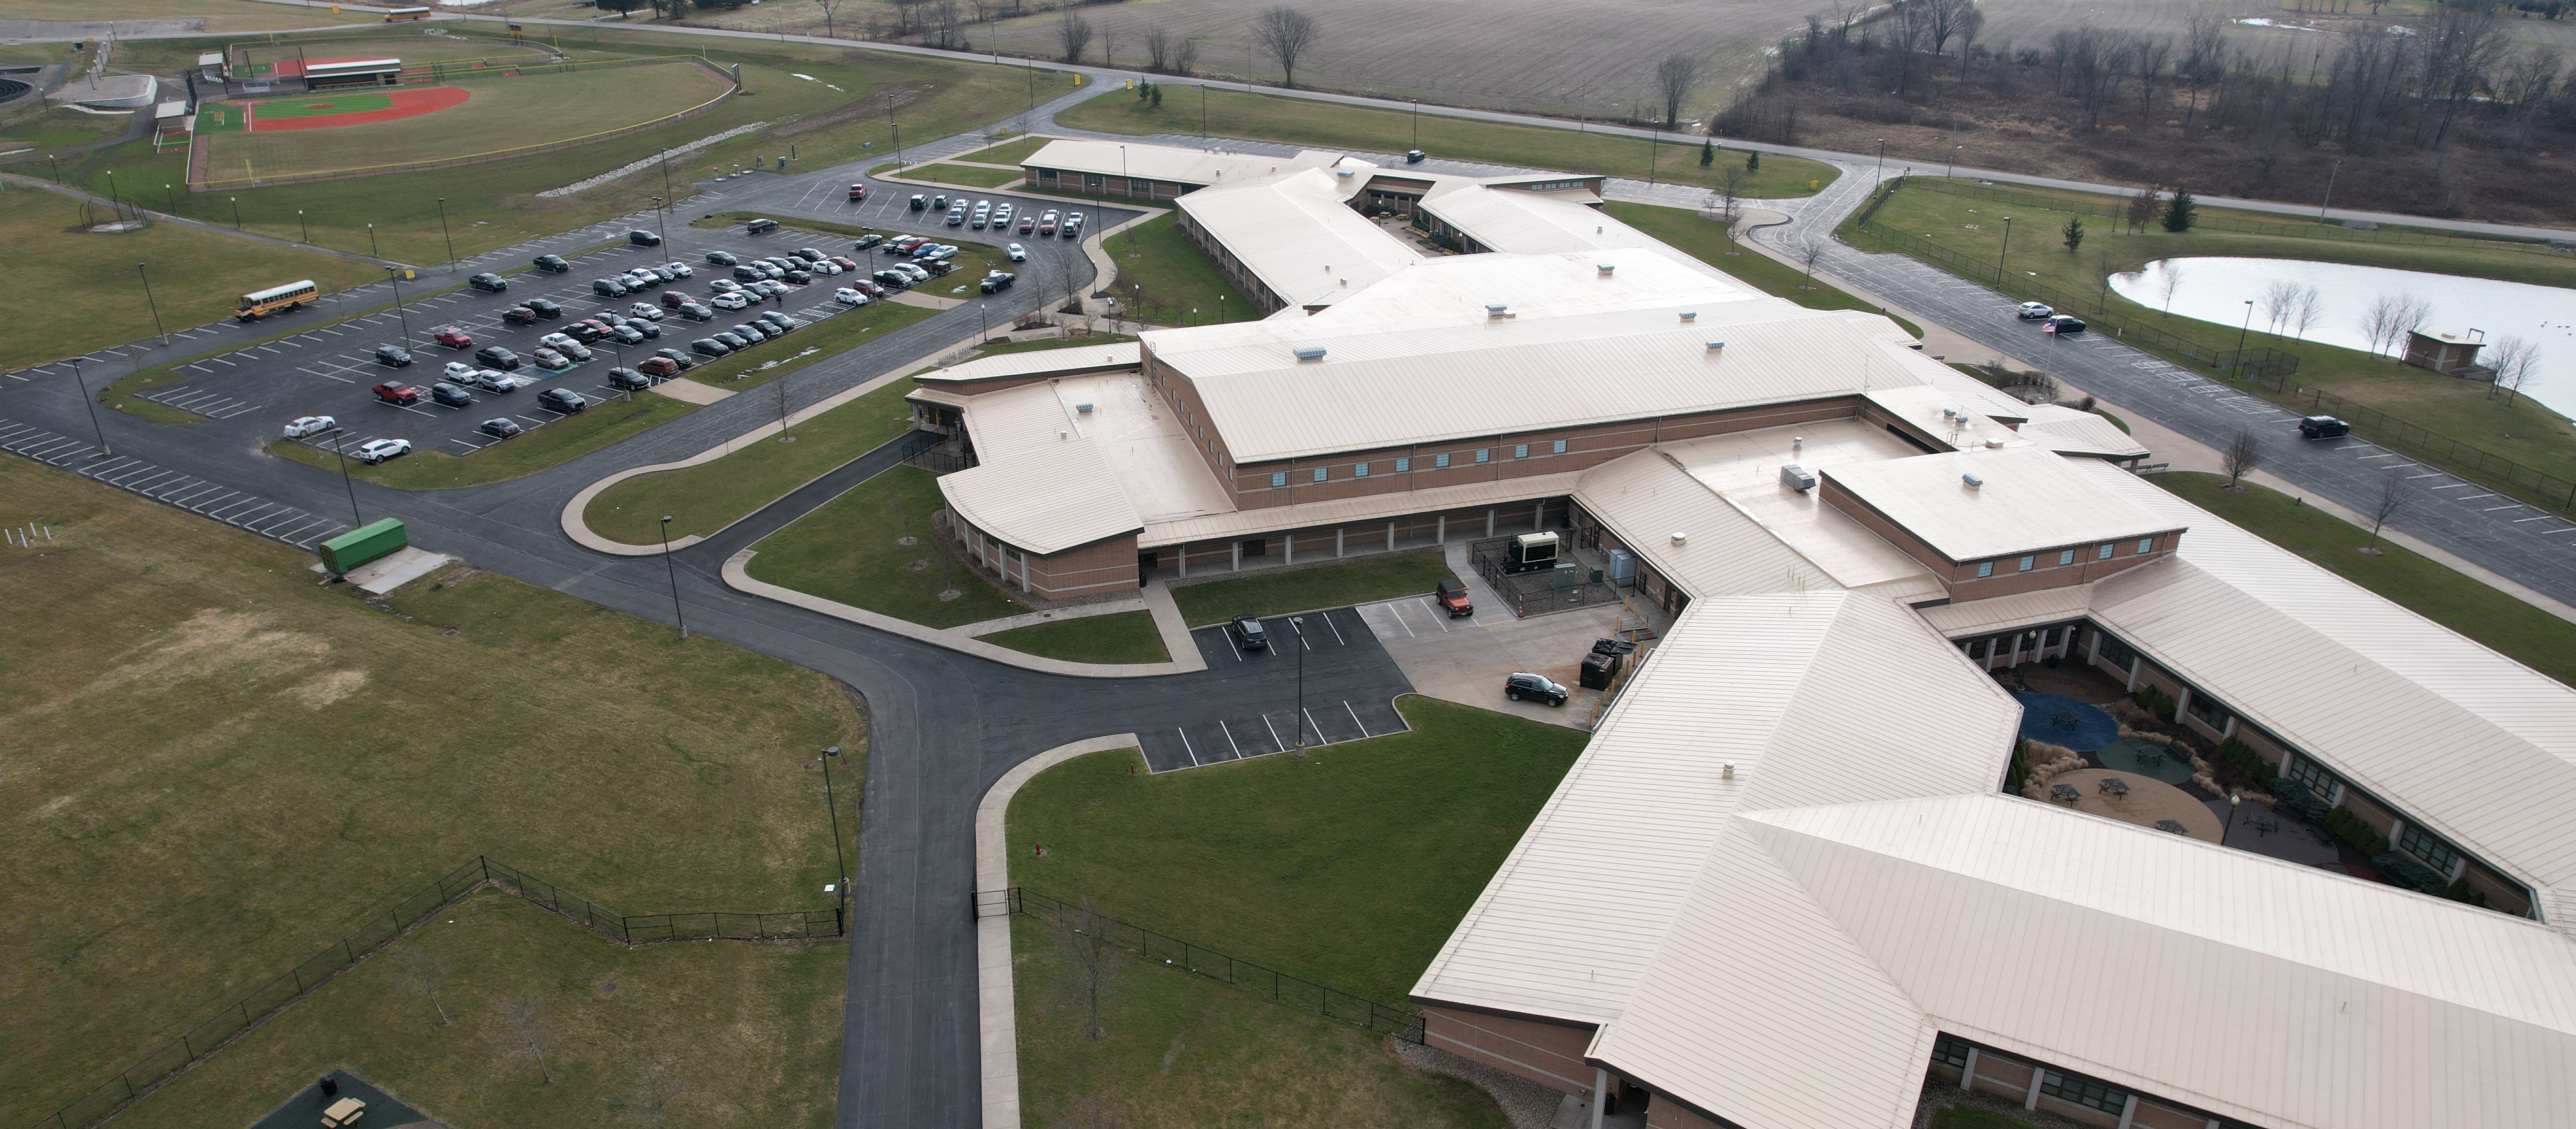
[1058,429,1070,442]
[1961,473,1984,490]
[1671,531,1688,546]
[1336,169,1354,178]
[1779,463,1816,492]
[1679,312,1698,323]
[1705,341,1726,352]
[1983,438,2005,449]
[1293,346,1327,362]
[1075,403,1095,414]
[1597,263,1617,275]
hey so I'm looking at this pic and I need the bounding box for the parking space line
[191,490,241,512]
[1218,720,1242,758]
[1345,701,1370,737]
[1175,728,1199,768]
[1322,611,1346,646]
[1302,707,1326,745]
[1261,712,1286,750]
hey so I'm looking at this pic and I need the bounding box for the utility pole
[331,433,361,523]
[385,266,412,348]
[1874,138,1887,185]
[230,196,241,229]
[2233,299,2255,367]
[2318,158,2343,221]
[436,197,455,272]
[1997,216,2012,280]
[821,745,850,931]
[135,263,166,343]
[660,515,689,639]
[68,355,109,456]
[367,222,378,259]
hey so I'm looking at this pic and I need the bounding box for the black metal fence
[1005,887,1426,1045]
[36,857,841,1129]
[1466,536,1624,618]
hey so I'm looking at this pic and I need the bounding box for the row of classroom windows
[1972,538,2160,579]
[1259,441,1571,487]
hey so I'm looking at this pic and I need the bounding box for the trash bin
[1579,651,1620,690]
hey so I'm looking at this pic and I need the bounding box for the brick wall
[1420,1006,1597,1097]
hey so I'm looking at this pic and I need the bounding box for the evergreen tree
[2162,185,2198,233]
[2061,215,2085,253]
[1746,150,1760,173]
[1699,140,1715,167]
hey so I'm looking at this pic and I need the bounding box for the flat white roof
[1822,445,2181,563]
[920,383,1142,556]
[910,341,1140,388]
[1175,167,1426,310]
[2014,401,2151,460]
[1282,250,1757,329]
[1021,138,1352,185]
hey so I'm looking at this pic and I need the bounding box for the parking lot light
[436,197,455,272]
[331,434,361,523]
[298,209,308,243]
[163,183,175,210]
[384,266,412,348]
[229,196,240,229]
[660,515,689,640]
[820,745,850,930]
[67,355,108,456]
[366,222,378,259]
[1290,616,1308,752]
[136,263,166,344]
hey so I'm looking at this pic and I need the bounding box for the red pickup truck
[371,381,420,405]
[847,183,868,201]
[432,327,473,348]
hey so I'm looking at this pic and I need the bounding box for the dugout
[304,58,402,89]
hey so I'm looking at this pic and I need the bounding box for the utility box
[1605,548,1637,583]
[1550,561,1584,590]
[317,518,407,575]
[1779,463,1817,491]
[1504,531,1560,574]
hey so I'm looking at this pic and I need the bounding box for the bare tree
[393,947,453,1028]
[1142,24,1171,73]
[815,0,847,39]
[1654,53,1702,127]
[2358,293,2433,361]
[2258,279,2302,338]
[2286,284,2324,342]
[489,994,557,1085]
[2497,44,2562,150]
[2221,428,2262,490]
[1922,0,1978,57]
[2485,335,2539,405]
[2157,262,2185,314]
[1099,22,1123,69]
[2132,35,2173,118]
[611,1053,690,1128]
[1790,229,1829,278]
[1252,7,1320,89]
[1053,897,1120,1041]
[1171,36,1199,76]
[1955,4,1987,79]
[1056,11,1093,64]
[1718,166,1745,220]
[2363,473,2409,552]
[2125,184,2159,234]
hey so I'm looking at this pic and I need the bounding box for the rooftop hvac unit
[1779,463,1817,492]
[1671,531,1688,546]
[1705,341,1727,352]
[1075,403,1095,413]
[1487,304,1508,318]
[1983,438,2005,449]
[1679,312,1698,323]
[1962,474,1985,490]
[1605,548,1637,582]
[1597,263,1618,275]
[1293,346,1327,361]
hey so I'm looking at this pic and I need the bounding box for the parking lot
[1132,606,1416,773]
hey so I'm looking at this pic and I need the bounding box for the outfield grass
[957,134,1054,165]
[2155,471,2576,687]
[746,465,1026,628]
[1169,550,1458,627]
[0,188,380,372]
[982,611,1171,664]
[0,457,859,1124]
[1848,180,2576,504]
[1101,212,1259,328]
[266,392,698,489]
[44,32,1075,268]
[588,379,922,545]
[1012,917,1507,1129]
[906,162,1028,188]
[116,891,843,1129]
[1605,202,1921,338]
[1009,698,1588,1005]
[1057,87,1836,197]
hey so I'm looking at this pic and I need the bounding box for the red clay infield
[251,86,471,131]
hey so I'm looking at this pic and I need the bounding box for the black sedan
[478,418,523,439]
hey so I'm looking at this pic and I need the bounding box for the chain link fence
[37,856,841,1129]
[1006,887,1425,1045]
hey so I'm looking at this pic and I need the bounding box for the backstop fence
[35,855,841,1129]
[1001,887,1426,1045]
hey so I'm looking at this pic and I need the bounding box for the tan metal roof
[1268,250,1757,327]
[1571,451,1838,600]
[1822,445,2182,563]
[2014,402,2152,460]
[1021,139,1353,185]
[1138,471,1580,548]
[909,341,1140,387]
[1175,168,1428,310]
[927,381,1143,555]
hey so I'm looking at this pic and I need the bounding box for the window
[1354,462,1369,477]
[1434,453,1451,468]
[2284,756,2340,804]
[2018,555,2036,573]
[2400,824,2462,874]
[1977,561,1995,579]
[1475,448,1491,464]
[2096,633,2138,670]
[2058,549,2076,566]
[2138,537,2156,553]
[2098,543,2115,560]
[1395,457,1411,473]
[1270,472,1288,488]
[1931,1034,1972,1070]
[2185,691,2232,733]
[1553,439,1568,455]
[1513,444,1530,460]
[1964,640,1988,660]
[1313,468,1328,483]
[2041,1072,2132,1115]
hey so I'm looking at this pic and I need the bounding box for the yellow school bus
[383,6,433,21]
[236,280,319,321]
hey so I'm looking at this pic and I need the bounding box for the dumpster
[317,518,406,575]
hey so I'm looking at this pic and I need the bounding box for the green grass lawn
[1057,88,1836,198]
[1012,917,1507,1129]
[906,162,1027,188]
[1848,180,2576,504]
[587,379,922,545]
[1008,698,1589,1004]
[1606,201,1921,338]
[958,134,1053,165]
[0,457,860,1125]
[266,393,699,490]
[1169,550,1458,628]
[2155,471,2576,687]
[0,188,381,373]
[744,465,1026,628]
[1101,212,1259,327]
[115,890,843,1129]
[982,611,1171,664]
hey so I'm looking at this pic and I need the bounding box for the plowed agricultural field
[199,60,730,186]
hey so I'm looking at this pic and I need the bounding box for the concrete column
[1386,521,1396,551]
[1336,528,1344,557]
[1485,508,1496,537]
[2086,630,2102,668]
[1961,1048,1980,1094]
[1178,543,1188,578]
[2386,816,2407,849]
[2116,1094,2139,1129]
[1589,1068,1608,1129]
[1285,534,1294,565]
[2024,1064,2044,1110]
[2174,685,2195,726]
[1231,541,1241,572]
[1436,516,1445,543]
[1534,499,1547,530]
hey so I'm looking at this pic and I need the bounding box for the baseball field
[230,31,555,78]
[197,58,732,187]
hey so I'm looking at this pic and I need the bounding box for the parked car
[794,247,825,263]
[1406,148,1427,163]
[592,278,628,298]
[1436,578,1473,617]
[475,346,522,370]
[676,302,715,321]
[429,381,474,407]
[1006,242,1027,262]
[745,218,778,234]
[2045,314,2088,335]
[731,322,771,343]
[757,311,795,332]
[2298,415,2351,440]
[1016,216,1038,234]
[609,325,646,345]
[354,437,412,464]
[444,361,478,381]
[662,261,694,279]
[909,194,927,210]
[373,345,414,368]
[628,228,662,246]
[706,250,739,266]
[828,255,860,271]
[751,279,788,298]
[607,367,653,390]
[432,327,473,349]
[691,337,733,357]
[653,347,699,370]
[930,194,949,210]
[370,381,420,405]
[541,331,584,352]
[709,278,744,294]
[538,387,588,413]
[1037,210,1059,235]
[781,267,812,284]
[469,272,508,292]
[873,270,912,290]
[473,370,529,393]
[564,322,605,344]
[282,415,336,439]
[1062,212,1085,238]
[922,260,958,278]
[732,265,764,283]
[478,418,523,440]
[531,347,574,371]
[979,271,1015,294]
[533,253,572,273]
[629,302,667,321]
[502,305,540,326]
[853,234,884,250]
[834,287,870,306]
[993,203,1013,224]
[637,356,683,378]
[1504,672,1569,707]
[892,262,931,282]
[710,291,751,311]
[629,320,663,340]
[1230,614,1269,651]
[809,261,842,277]
[523,298,563,319]
[2016,301,2054,320]
[851,280,886,298]
[848,182,869,201]
[660,291,695,311]
[712,331,751,350]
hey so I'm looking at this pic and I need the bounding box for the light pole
[366,222,378,259]
[68,355,108,456]
[821,745,850,930]
[2233,298,2255,367]
[136,263,166,343]
[330,432,362,522]
[1217,293,1227,323]
[104,169,121,218]
[1410,97,1419,150]
[660,146,671,202]
[1647,127,1660,187]
[1997,216,2012,280]
[436,197,455,272]
[2317,158,2343,220]
[229,196,241,229]
[660,515,689,639]
[385,267,412,348]
[977,301,989,343]
[163,183,175,210]
[1947,145,1961,179]
[1873,138,1887,185]
[652,196,667,243]
[298,208,308,243]
[1199,84,1208,140]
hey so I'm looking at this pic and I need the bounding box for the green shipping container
[317,517,407,575]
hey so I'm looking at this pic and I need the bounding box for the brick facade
[1420,1006,1599,1097]
[1817,478,2181,600]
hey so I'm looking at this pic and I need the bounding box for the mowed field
[202,60,732,183]
[233,31,556,75]
[1,0,353,32]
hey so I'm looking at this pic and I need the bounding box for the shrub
[2007,740,2032,792]
[2443,879,2488,907]
[2370,851,2450,895]
[2214,737,2276,785]
[2319,806,2389,858]
[2133,685,2178,724]
[2268,776,2328,824]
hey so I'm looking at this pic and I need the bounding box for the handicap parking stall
[1134,606,1416,773]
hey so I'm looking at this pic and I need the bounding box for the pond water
[2107,257,2576,420]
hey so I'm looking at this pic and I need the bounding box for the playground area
[193,58,732,188]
